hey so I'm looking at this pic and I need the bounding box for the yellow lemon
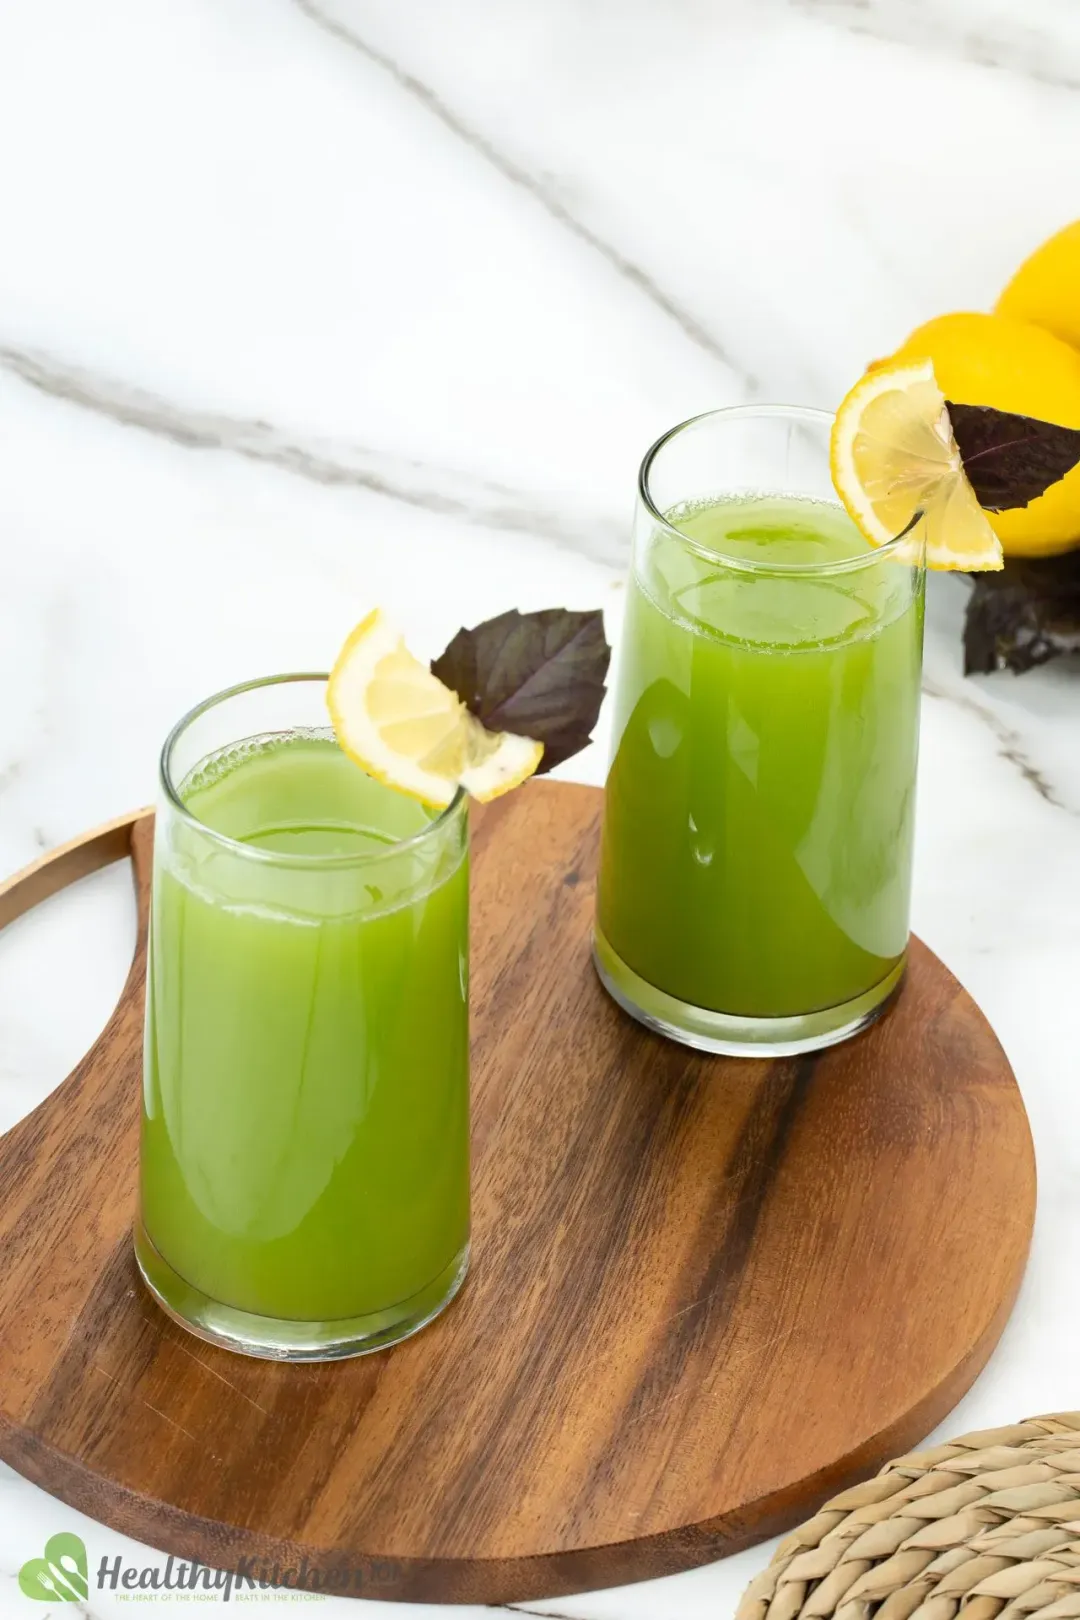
[997,219,1080,351]
[891,311,1080,557]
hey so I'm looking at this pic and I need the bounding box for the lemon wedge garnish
[327,610,543,808]
[830,358,1004,571]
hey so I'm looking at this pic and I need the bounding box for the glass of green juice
[135,674,470,1359]
[595,406,926,1056]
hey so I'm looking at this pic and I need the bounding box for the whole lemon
[996,220,1080,350]
[891,311,1080,556]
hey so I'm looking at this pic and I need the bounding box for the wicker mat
[738,1414,1080,1620]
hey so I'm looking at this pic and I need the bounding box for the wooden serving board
[0,782,1035,1605]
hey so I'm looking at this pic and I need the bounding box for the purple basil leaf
[963,550,1080,675]
[947,400,1080,512]
[432,608,610,773]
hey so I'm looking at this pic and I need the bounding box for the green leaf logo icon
[18,1533,88,1602]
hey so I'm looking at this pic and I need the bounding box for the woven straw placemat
[737,1414,1080,1620]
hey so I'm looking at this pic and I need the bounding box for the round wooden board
[0,782,1035,1605]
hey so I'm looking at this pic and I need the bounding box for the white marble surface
[3,0,1080,1615]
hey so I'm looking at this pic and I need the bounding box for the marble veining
[1,344,626,564]
[922,675,1076,815]
[790,0,1080,92]
[2,0,1080,1614]
[291,0,751,381]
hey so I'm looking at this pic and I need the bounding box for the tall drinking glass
[595,407,925,1056]
[136,675,470,1359]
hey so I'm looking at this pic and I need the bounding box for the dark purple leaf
[947,401,1080,512]
[963,549,1080,675]
[432,608,611,773]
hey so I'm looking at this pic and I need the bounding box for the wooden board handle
[0,809,154,933]
[0,810,155,1131]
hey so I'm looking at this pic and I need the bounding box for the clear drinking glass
[594,406,926,1056]
[135,675,470,1360]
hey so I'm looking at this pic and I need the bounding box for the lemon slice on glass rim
[830,358,1004,571]
[327,610,544,809]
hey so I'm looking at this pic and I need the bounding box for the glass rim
[638,402,923,577]
[160,672,467,870]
